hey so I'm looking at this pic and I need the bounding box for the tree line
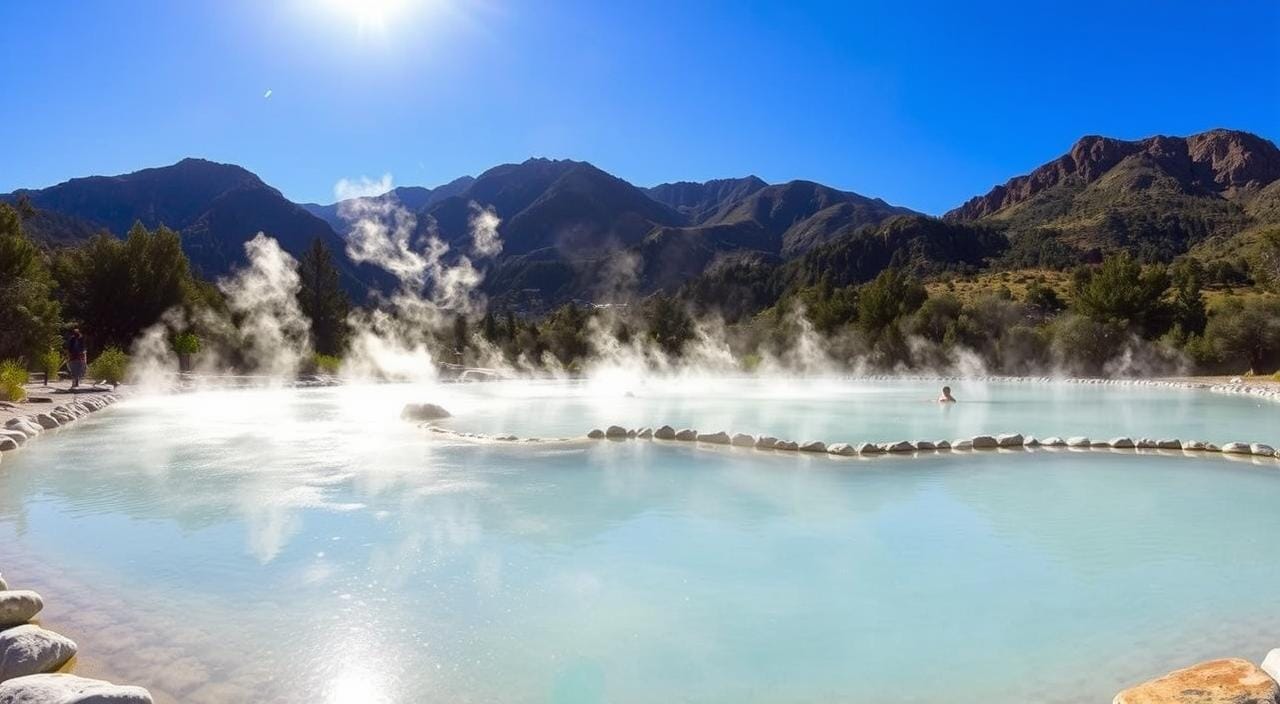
[3,199,1279,384]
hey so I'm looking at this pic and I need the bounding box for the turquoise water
[429,377,1279,443]
[0,381,1278,703]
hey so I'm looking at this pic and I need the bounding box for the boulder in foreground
[0,593,42,629]
[0,625,77,682]
[400,403,452,421]
[0,673,153,703]
[1112,658,1279,704]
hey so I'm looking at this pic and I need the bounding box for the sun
[323,0,414,35]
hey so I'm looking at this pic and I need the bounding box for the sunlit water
[1,379,1278,704]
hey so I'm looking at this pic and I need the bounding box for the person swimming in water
[938,385,956,403]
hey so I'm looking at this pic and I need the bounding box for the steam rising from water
[125,173,1189,390]
[339,175,502,381]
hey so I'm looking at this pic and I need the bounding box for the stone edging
[0,569,152,700]
[0,394,123,464]
[581,425,1280,462]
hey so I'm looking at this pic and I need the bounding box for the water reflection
[0,384,1277,703]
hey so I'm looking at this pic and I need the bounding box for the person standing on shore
[65,328,87,389]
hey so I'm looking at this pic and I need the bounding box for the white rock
[1041,437,1065,446]
[952,439,973,450]
[1156,439,1181,450]
[856,442,884,455]
[1136,438,1157,449]
[935,440,951,450]
[799,441,827,453]
[1066,436,1091,447]
[654,426,676,440]
[730,433,755,448]
[1264,648,1280,684]
[886,441,915,453]
[1250,443,1276,457]
[1183,440,1206,451]
[774,440,799,451]
[0,625,77,681]
[996,433,1024,448]
[0,593,42,629]
[971,435,998,449]
[33,415,58,430]
[0,673,153,703]
[1108,437,1135,449]
[754,436,778,450]
[637,428,653,439]
[0,431,25,446]
[605,425,627,438]
[674,428,698,441]
[826,443,856,456]
[1222,442,1252,454]
[0,439,15,453]
[696,431,730,445]
[915,440,936,451]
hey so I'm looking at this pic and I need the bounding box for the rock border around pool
[0,394,123,465]
[582,425,1280,465]
[0,570,153,702]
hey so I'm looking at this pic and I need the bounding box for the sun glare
[324,0,414,35]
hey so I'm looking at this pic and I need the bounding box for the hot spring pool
[1,379,1278,703]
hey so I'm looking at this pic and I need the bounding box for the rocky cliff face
[948,129,1280,221]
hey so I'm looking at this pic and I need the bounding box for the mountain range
[5,128,1278,310]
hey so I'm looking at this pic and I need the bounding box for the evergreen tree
[856,267,926,338]
[53,222,197,352]
[297,238,350,356]
[1168,258,1207,336]
[1070,252,1169,333]
[0,204,62,363]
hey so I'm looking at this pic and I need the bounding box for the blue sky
[5,0,1278,214]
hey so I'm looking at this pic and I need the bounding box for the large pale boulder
[1250,443,1276,457]
[773,440,798,451]
[857,442,884,455]
[1113,658,1278,704]
[1109,437,1135,449]
[1066,436,1091,448]
[730,433,755,448]
[400,403,451,421]
[0,673,153,703]
[886,441,916,453]
[798,441,826,453]
[0,439,15,453]
[0,593,42,629]
[754,436,777,450]
[0,625,77,681]
[1263,648,1279,684]
[1222,442,1252,454]
[33,416,59,431]
[826,443,855,456]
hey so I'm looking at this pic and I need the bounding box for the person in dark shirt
[65,329,87,389]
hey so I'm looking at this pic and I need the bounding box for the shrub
[89,347,129,386]
[0,359,29,402]
[172,332,201,355]
[37,348,65,384]
[312,353,342,375]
